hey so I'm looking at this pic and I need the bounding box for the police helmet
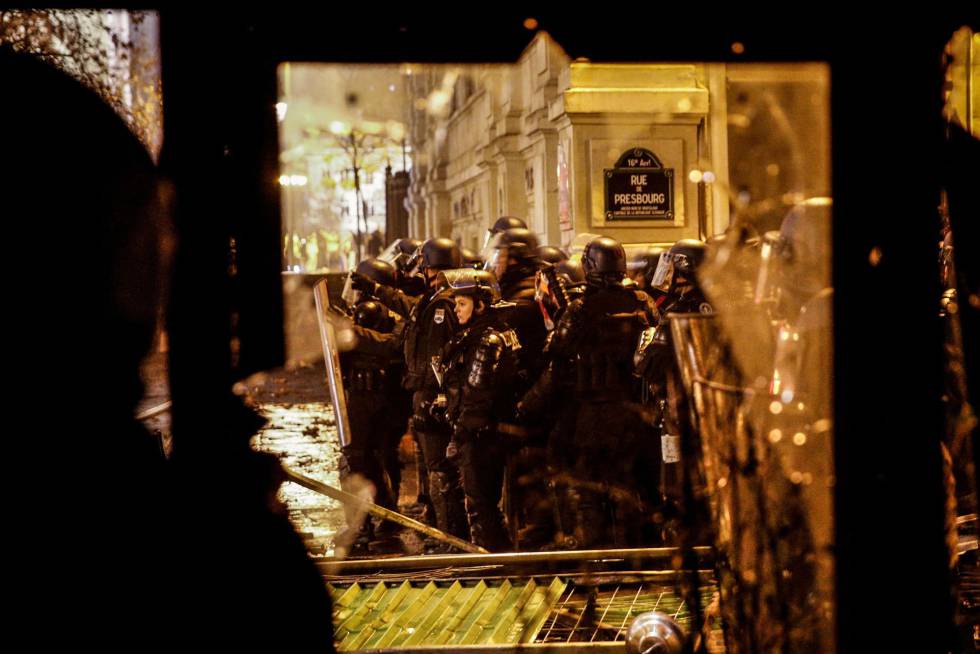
[397,237,422,256]
[353,299,393,331]
[483,216,527,249]
[437,268,502,305]
[413,237,462,273]
[627,245,667,288]
[483,227,540,273]
[537,245,568,265]
[379,237,424,272]
[650,239,707,293]
[555,258,586,288]
[582,236,627,284]
[355,258,397,288]
[490,216,526,234]
[460,247,484,269]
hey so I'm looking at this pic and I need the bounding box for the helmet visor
[341,272,361,308]
[482,227,495,251]
[482,234,509,279]
[438,268,501,302]
[567,232,602,257]
[404,246,424,276]
[378,241,412,271]
[650,252,673,292]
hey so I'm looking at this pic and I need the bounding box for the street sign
[604,147,674,221]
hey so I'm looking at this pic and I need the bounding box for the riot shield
[313,278,351,448]
[669,313,831,654]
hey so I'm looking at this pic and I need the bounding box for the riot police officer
[544,236,659,548]
[338,295,406,551]
[482,227,555,546]
[348,238,468,544]
[635,239,713,545]
[483,227,548,383]
[517,256,588,547]
[435,269,521,551]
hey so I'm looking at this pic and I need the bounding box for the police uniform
[354,283,467,540]
[635,250,715,546]
[439,312,520,551]
[547,281,659,548]
[338,301,407,539]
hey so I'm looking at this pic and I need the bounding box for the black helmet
[355,258,397,288]
[650,239,707,293]
[353,299,393,331]
[628,245,667,288]
[582,236,627,284]
[397,237,422,256]
[555,258,586,287]
[537,245,568,265]
[379,237,423,273]
[437,268,501,305]
[484,216,527,249]
[460,247,483,269]
[483,227,539,272]
[414,237,461,272]
[490,216,526,234]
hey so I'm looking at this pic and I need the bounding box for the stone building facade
[404,33,733,251]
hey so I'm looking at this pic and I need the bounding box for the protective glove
[445,439,459,462]
[348,271,378,296]
[428,394,448,422]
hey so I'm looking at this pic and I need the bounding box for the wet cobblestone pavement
[139,345,423,559]
[250,401,344,556]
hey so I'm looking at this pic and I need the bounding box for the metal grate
[329,577,723,651]
[536,581,718,646]
[329,577,568,650]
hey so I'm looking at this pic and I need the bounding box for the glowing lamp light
[702,171,716,184]
[329,121,351,136]
[386,120,406,141]
[427,89,451,114]
[688,169,703,183]
[290,175,308,186]
[279,174,291,186]
[275,102,288,122]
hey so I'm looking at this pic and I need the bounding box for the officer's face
[455,295,475,325]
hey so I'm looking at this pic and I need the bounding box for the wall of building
[405,33,731,250]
